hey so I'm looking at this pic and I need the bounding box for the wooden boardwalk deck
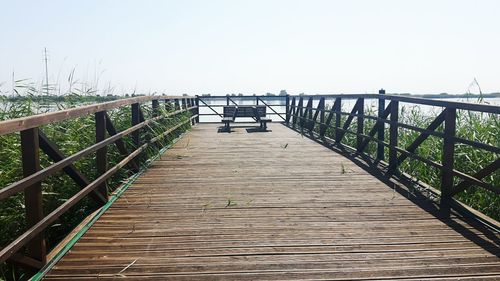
[44,123,500,280]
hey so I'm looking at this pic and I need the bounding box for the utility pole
[44,47,49,95]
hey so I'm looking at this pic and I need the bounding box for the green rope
[31,130,189,281]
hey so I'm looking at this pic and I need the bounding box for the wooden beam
[8,253,43,271]
[320,98,340,138]
[95,111,108,201]
[441,108,456,201]
[104,113,140,172]
[377,89,386,160]
[311,97,325,131]
[357,102,392,153]
[301,97,313,129]
[131,103,141,147]
[452,159,500,195]
[20,127,46,265]
[356,98,365,152]
[336,98,362,143]
[388,101,399,171]
[0,95,192,136]
[388,109,446,171]
[38,130,107,204]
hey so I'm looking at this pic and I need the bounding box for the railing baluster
[441,108,456,202]
[182,98,187,110]
[294,97,303,128]
[20,127,46,265]
[174,99,180,110]
[311,97,324,132]
[389,101,399,171]
[377,89,386,160]
[319,97,325,132]
[334,98,342,141]
[95,111,108,201]
[285,95,290,124]
[165,99,172,111]
[301,97,312,129]
[131,103,141,147]
[195,96,200,123]
[289,97,296,126]
[152,99,159,117]
[356,98,365,152]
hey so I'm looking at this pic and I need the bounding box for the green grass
[0,95,192,280]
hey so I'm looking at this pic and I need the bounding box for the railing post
[187,98,195,125]
[311,97,324,132]
[95,111,108,201]
[306,97,313,130]
[256,96,259,105]
[152,99,159,117]
[285,95,290,124]
[195,96,200,123]
[174,99,180,110]
[319,97,325,132]
[182,98,187,110]
[227,95,230,106]
[377,89,386,160]
[388,101,399,171]
[294,97,303,128]
[131,103,141,147]
[356,98,365,152]
[20,127,46,265]
[165,99,171,111]
[334,98,342,143]
[441,108,456,203]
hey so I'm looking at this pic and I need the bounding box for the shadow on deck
[44,123,500,280]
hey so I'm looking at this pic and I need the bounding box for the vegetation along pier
[0,93,498,280]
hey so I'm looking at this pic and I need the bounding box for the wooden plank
[43,123,500,280]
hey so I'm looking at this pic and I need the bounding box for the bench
[222,105,272,131]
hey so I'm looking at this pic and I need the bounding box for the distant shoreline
[391,93,500,99]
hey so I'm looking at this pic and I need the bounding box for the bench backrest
[223,106,266,118]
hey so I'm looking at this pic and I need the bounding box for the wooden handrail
[0,95,192,136]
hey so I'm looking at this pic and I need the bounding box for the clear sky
[1,0,499,95]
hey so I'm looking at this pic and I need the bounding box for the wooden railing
[284,91,499,227]
[0,96,199,269]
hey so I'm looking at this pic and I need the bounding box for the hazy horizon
[1,0,499,96]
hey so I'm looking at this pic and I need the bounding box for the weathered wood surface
[44,123,500,280]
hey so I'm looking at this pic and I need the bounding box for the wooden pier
[42,123,499,280]
[0,94,498,280]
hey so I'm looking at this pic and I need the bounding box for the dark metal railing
[0,96,199,270]
[196,95,288,122]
